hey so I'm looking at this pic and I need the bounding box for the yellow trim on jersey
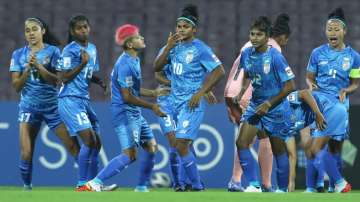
[349,68,360,78]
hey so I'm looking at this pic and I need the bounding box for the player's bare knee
[176,139,190,156]
[68,144,80,157]
[83,138,96,148]
[236,137,251,150]
[287,148,297,160]
[328,139,342,154]
[310,145,321,157]
[124,148,137,161]
[128,154,137,161]
[304,148,312,159]
[273,148,287,156]
[20,150,32,161]
[166,132,177,148]
[169,141,177,148]
[142,139,158,153]
[82,134,96,148]
[145,144,158,154]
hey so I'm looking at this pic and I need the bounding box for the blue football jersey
[111,52,142,122]
[240,46,295,105]
[167,39,222,105]
[57,41,99,99]
[307,44,360,97]
[9,44,60,109]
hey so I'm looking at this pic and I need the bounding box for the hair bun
[328,7,346,22]
[182,4,199,20]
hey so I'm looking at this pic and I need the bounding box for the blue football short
[114,114,154,150]
[241,100,293,140]
[58,96,100,136]
[18,103,62,130]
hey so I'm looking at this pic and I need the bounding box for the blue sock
[334,153,342,171]
[183,147,194,185]
[315,151,325,188]
[323,150,343,184]
[19,160,32,186]
[328,176,335,190]
[96,154,132,182]
[137,151,155,186]
[329,153,342,188]
[181,152,202,189]
[238,148,260,187]
[77,145,92,186]
[306,159,316,189]
[169,147,182,186]
[87,149,99,180]
[316,147,327,188]
[275,153,289,191]
[313,148,326,189]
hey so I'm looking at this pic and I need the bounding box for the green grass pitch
[1,187,359,202]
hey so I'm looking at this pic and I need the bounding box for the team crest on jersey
[63,57,71,68]
[185,51,194,64]
[182,120,190,128]
[263,59,271,74]
[342,57,351,71]
[125,76,134,87]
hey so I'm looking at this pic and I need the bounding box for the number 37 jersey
[57,41,99,99]
[167,39,222,103]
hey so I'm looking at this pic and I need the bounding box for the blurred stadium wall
[0,0,360,188]
[2,0,360,102]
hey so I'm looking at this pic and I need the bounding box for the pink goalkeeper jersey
[224,38,282,109]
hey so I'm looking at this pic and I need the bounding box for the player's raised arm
[58,49,88,84]
[28,54,58,85]
[154,32,181,72]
